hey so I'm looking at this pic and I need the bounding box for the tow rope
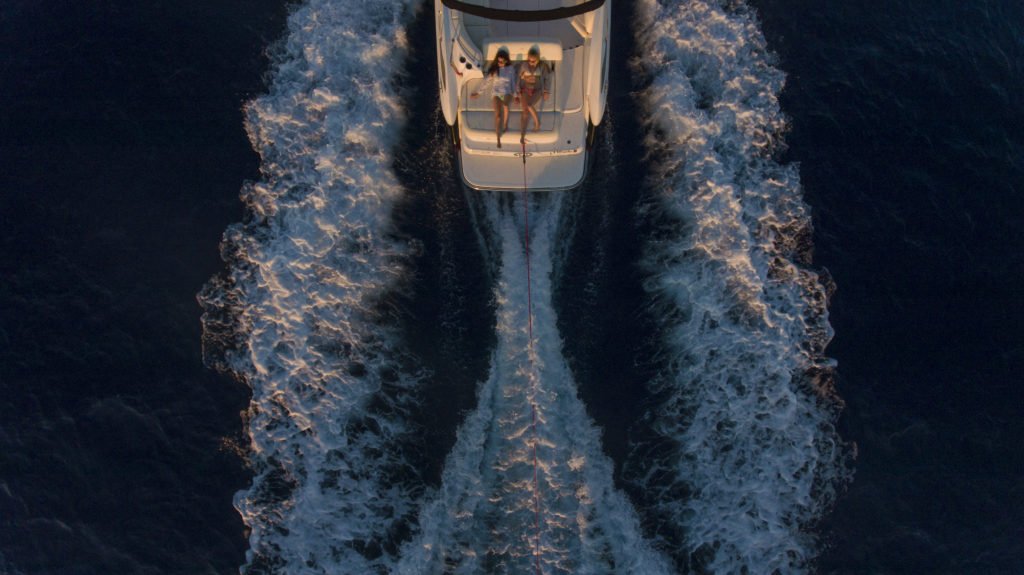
[521,140,534,346]
[521,138,541,575]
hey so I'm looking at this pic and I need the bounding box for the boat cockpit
[436,0,610,191]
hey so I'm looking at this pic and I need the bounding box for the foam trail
[398,195,673,574]
[627,0,852,572]
[198,1,422,573]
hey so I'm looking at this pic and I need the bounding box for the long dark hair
[486,49,511,76]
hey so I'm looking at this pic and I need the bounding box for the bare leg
[521,91,541,139]
[492,96,502,147]
[528,104,540,131]
[502,95,510,133]
[524,90,542,131]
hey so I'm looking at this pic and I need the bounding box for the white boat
[435,0,611,191]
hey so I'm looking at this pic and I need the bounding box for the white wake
[199,1,423,573]
[199,0,853,572]
[398,194,673,575]
[626,0,852,573]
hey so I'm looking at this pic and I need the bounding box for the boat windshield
[440,0,605,22]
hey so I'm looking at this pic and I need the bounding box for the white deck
[460,105,587,153]
[460,147,587,191]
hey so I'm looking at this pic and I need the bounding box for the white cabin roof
[460,0,589,49]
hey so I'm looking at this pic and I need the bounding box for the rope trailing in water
[521,141,534,346]
[521,139,541,575]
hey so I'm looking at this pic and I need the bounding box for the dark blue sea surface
[1,1,290,573]
[1,0,1021,573]
[752,0,1024,571]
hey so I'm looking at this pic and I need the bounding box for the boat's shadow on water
[389,3,499,490]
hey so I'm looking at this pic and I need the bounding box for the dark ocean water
[1,1,290,573]
[751,1,1024,571]
[1,0,1021,574]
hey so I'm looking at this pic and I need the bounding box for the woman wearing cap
[470,48,516,148]
[516,46,550,138]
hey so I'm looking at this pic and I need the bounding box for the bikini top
[519,62,549,88]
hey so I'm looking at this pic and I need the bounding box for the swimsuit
[519,63,548,99]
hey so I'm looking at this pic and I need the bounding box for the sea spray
[626,0,853,572]
[198,1,423,572]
